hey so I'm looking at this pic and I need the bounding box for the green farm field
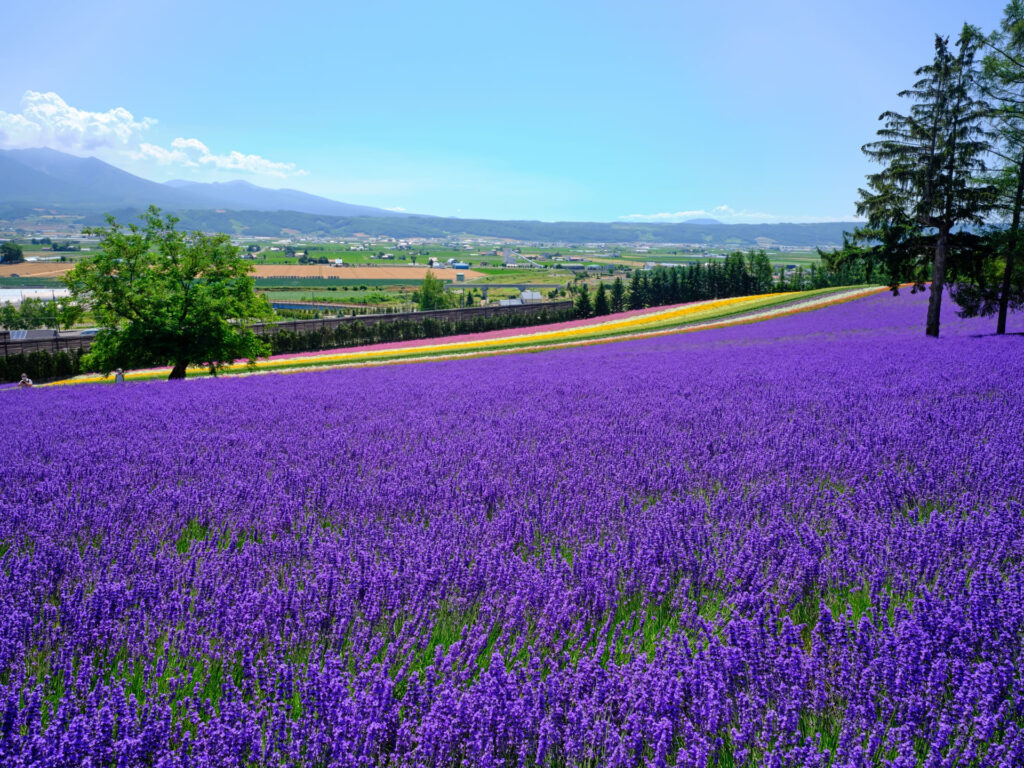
[253,277,424,288]
[259,289,407,305]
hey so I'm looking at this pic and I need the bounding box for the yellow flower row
[54,289,880,385]
[243,287,886,377]
[247,293,771,370]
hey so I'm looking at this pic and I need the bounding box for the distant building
[520,290,542,304]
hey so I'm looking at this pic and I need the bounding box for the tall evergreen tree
[724,252,748,295]
[857,31,995,337]
[668,268,681,303]
[964,9,1024,333]
[642,272,654,307]
[682,264,700,301]
[747,251,775,293]
[627,270,646,309]
[593,283,610,316]
[649,270,666,306]
[574,284,593,318]
[609,277,626,313]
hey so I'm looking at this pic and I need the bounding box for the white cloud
[171,137,210,155]
[384,206,407,212]
[620,205,851,224]
[138,142,197,166]
[0,91,155,152]
[139,137,306,178]
[195,148,306,177]
[0,90,305,178]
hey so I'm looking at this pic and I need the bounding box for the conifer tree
[574,284,593,318]
[857,31,995,337]
[609,277,626,313]
[668,268,681,303]
[745,251,774,293]
[628,270,645,310]
[963,10,1024,332]
[593,283,610,316]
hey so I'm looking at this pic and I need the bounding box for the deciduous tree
[414,270,451,311]
[65,207,273,380]
[0,242,24,264]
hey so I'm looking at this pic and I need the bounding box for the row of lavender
[1,293,1022,767]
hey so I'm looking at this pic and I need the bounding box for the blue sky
[0,0,1008,222]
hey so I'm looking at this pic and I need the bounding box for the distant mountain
[0,148,196,209]
[58,208,856,247]
[162,178,408,217]
[684,217,722,225]
[0,148,408,217]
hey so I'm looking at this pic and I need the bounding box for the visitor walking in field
[114,368,125,384]
[17,373,32,388]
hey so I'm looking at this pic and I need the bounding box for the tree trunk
[926,228,950,338]
[168,360,188,380]
[997,158,1024,335]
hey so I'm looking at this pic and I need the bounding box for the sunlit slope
[54,286,886,383]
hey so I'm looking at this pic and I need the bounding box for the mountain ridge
[0,148,408,218]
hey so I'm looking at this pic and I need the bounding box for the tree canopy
[0,242,24,264]
[414,270,453,311]
[65,207,273,380]
[0,297,82,332]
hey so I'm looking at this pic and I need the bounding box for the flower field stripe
[235,286,889,375]
[50,287,879,385]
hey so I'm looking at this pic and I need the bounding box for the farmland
[249,265,484,281]
[2,291,1022,765]
[0,262,483,282]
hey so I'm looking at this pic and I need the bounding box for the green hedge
[266,307,575,355]
[1,307,574,382]
[0,349,87,383]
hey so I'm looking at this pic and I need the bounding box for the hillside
[0,148,407,218]
[162,179,409,218]
[67,208,857,246]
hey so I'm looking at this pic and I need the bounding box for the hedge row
[266,307,575,355]
[2,306,575,382]
[0,349,88,384]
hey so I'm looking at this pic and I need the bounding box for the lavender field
[2,292,1023,767]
